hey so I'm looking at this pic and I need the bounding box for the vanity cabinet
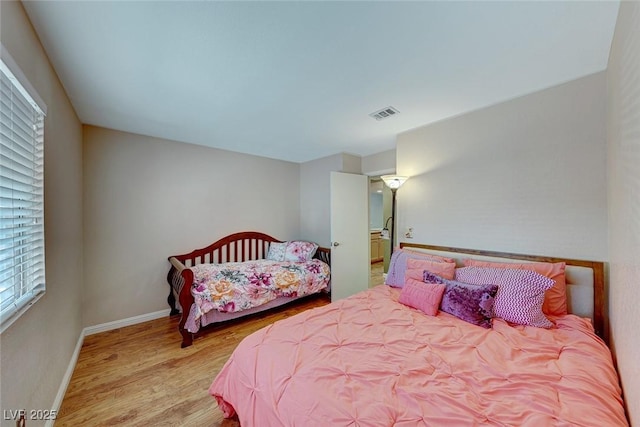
[370,231,384,263]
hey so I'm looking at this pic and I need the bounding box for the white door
[330,171,369,302]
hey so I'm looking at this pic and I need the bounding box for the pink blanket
[210,285,628,426]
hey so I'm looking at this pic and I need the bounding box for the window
[0,46,47,331]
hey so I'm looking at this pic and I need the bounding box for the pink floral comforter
[210,285,628,426]
[187,259,329,331]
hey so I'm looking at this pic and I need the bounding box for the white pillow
[266,242,287,261]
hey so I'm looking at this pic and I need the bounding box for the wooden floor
[56,266,385,426]
[55,294,330,426]
[370,261,384,287]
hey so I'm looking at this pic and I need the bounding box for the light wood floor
[56,294,330,426]
[56,266,385,426]
[370,261,384,287]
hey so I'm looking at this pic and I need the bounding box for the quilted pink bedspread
[209,285,628,426]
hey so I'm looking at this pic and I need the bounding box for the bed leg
[166,266,181,316]
[180,329,193,348]
[168,291,180,316]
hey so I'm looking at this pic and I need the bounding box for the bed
[209,243,629,426]
[166,231,331,348]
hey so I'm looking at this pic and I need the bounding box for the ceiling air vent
[369,106,400,121]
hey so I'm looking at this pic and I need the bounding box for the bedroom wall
[361,149,396,175]
[0,1,84,425]
[299,150,395,264]
[299,153,362,248]
[82,126,301,327]
[606,1,640,423]
[300,154,342,248]
[395,72,608,261]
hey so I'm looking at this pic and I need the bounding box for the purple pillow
[423,271,498,328]
[455,267,555,328]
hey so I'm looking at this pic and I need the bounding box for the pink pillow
[385,248,455,288]
[406,258,455,280]
[405,268,424,282]
[399,278,446,316]
[401,247,455,263]
[455,266,555,328]
[463,259,567,316]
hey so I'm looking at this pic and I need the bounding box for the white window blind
[0,52,46,330]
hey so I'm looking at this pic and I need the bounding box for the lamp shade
[381,175,409,190]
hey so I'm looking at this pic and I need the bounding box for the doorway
[369,176,392,286]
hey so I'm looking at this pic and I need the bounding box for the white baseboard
[48,308,172,425]
[84,308,171,336]
[48,329,84,427]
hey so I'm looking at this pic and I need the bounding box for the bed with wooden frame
[399,242,607,341]
[209,242,628,426]
[166,231,331,348]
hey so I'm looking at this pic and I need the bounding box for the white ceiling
[22,1,619,163]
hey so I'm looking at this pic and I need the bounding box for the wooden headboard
[170,231,330,267]
[400,242,606,343]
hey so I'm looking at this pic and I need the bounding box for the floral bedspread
[189,259,330,325]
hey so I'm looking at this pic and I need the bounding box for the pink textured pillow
[463,259,567,316]
[405,268,424,282]
[385,249,455,288]
[399,278,446,316]
[406,258,455,280]
[401,248,455,263]
[455,266,555,328]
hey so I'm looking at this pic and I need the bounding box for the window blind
[0,55,46,329]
